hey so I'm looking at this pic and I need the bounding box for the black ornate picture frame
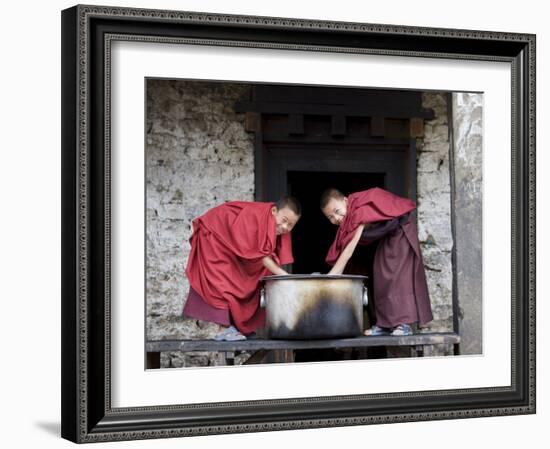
[61,4,536,443]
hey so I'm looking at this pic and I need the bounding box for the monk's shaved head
[275,196,302,217]
[320,188,345,209]
[272,196,301,235]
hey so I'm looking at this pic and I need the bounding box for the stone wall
[415,92,483,356]
[416,93,454,339]
[452,92,483,355]
[145,80,254,364]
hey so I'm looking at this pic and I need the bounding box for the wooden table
[146,333,460,368]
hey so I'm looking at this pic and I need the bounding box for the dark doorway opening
[287,170,385,275]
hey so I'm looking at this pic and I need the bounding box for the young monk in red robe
[183,197,301,341]
[321,187,433,336]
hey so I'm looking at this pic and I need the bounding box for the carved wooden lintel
[331,115,346,136]
[371,116,385,137]
[288,113,304,135]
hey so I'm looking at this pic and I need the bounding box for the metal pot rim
[261,274,368,281]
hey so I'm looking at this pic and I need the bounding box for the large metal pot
[260,274,368,340]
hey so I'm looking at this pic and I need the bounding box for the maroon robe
[183,287,231,327]
[363,213,433,328]
[326,188,433,328]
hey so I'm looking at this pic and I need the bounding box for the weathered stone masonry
[146,80,255,367]
[452,92,483,355]
[417,93,454,335]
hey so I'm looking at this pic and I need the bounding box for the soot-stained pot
[260,274,368,340]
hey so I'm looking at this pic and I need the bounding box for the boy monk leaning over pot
[321,187,433,337]
[183,197,301,341]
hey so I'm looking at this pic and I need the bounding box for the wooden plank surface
[146,333,460,353]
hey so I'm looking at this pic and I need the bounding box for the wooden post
[243,349,270,364]
[412,345,425,357]
[146,352,161,369]
[454,343,461,356]
[264,349,295,364]
[224,351,235,366]
[410,117,424,137]
[245,112,261,132]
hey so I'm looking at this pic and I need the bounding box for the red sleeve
[199,202,277,260]
[274,232,294,266]
[325,188,416,265]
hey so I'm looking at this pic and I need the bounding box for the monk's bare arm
[328,224,366,275]
[262,256,288,275]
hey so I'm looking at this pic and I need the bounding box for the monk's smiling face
[321,196,348,226]
[271,206,300,235]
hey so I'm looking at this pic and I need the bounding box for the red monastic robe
[185,201,293,334]
[326,188,416,264]
[326,188,433,327]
